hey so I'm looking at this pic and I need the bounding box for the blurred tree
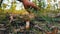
[0,0,3,7]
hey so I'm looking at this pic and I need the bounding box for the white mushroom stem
[26,20,30,29]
